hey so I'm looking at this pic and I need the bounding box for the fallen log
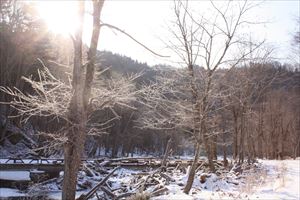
[101,186,117,199]
[151,184,164,193]
[175,163,180,171]
[82,163,95,177]
[77,166,120,200]
[116,192,135,199]
[226,179,239,185]
[78,180,93,190]
[131,172,150,176]
[160,172,175,182]
[110,157,156,162]
[32,177,57,188]
[99,160,111,167]
[196,160,207,172]
[150,187,168,197]
[134,178,146,190]
[139,168,162,191]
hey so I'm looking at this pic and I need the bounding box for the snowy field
[154,159,300,200]
[0,159,299,199]
[247,160,300,200]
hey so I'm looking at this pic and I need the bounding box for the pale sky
[35,0,300,66]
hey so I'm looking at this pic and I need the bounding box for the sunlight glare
[35,1,79,36]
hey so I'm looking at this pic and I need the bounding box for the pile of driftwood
[75,157,176,200]
[77,166,174,200]
[29,157,261,200]
[75,158,232,200]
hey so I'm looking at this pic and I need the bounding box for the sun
[34,1,79,36]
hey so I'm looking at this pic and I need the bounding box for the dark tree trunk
[161,137,172,168]
[62,1,105,199]
[223,132,228,167]
[211,135,217,160]
[232,108,239,160]
[204,138,215,172]
[88,139,98,157]
[62,2,86,199]
[239,111,245,164]
[183,142,201,194]
[62,124,86,200]
[257,107,264,158]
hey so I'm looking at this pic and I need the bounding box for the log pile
[28,157,262,200]
[75,158,230,199]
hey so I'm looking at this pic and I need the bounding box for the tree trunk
[211,135,217,160]
[183,63,203,194]
[184,142,201,194]
[62,126,86,200]
[62,2,86,199]
[223,131,228,167]
[161,137,172,168]
[62,73,86,199]
[239,112,245,164]
[111,141,118,158]
[62,1,105,198]
[232,108,239,160]
[204,137,215,172]
[83,0,105,110]
[257,107,264,158]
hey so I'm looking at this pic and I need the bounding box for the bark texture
[62,1,105,199]
[183,143,201,194]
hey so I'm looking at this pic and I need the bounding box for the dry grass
[274,162,288,190]
[240,165,268,194]
[127,192,150,200]
[240,161,288,194]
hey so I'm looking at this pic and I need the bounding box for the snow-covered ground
[247,159,300,200]
[153,159,300,200]
[0,159,299,199]
[0,171,31,181]
[0,188,26,198]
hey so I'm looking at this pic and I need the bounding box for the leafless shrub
[137,69,193,130]
[276,162,288,188]
[0,67,71,123]
[0,67,142,147]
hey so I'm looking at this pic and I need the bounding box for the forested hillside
[1,34,299,160]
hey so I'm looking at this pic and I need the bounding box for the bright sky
[34,0,299,66]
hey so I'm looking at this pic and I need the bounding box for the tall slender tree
[62,1,104,199]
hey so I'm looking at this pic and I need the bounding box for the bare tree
[172,0,266,194]
[139,0,265,194]
[1,1,108,199]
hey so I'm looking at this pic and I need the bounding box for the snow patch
[0,171,31,181]
[0,188,26,197]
